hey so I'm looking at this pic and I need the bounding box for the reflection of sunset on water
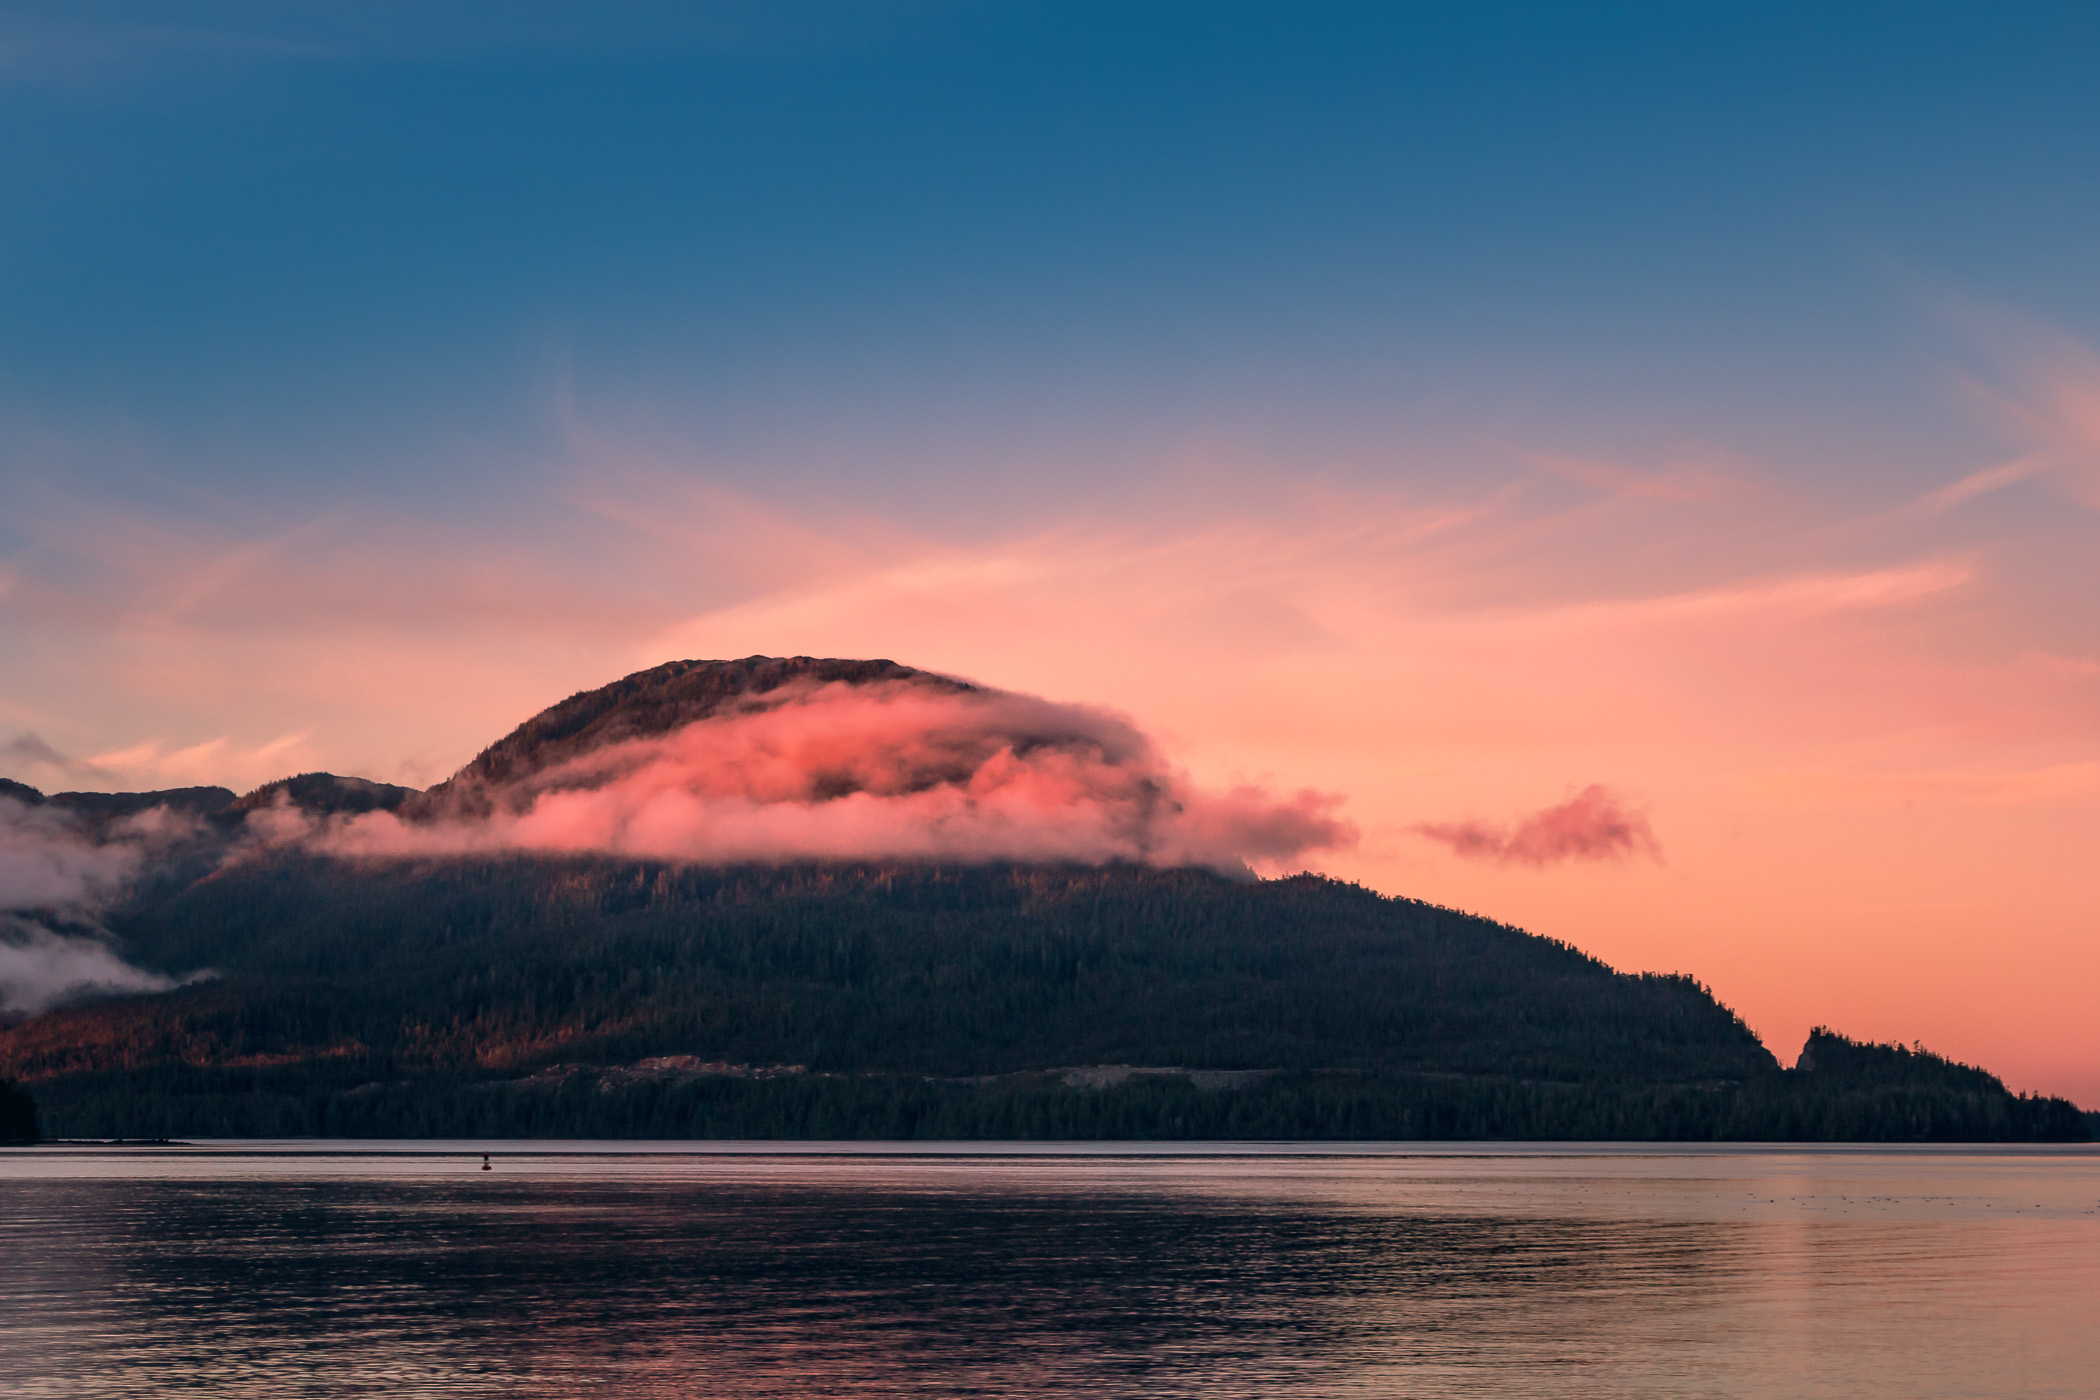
[5,1145,2098,1398]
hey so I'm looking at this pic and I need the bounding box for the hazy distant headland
[0,657,2087,1142]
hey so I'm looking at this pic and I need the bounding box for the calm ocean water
[1,1142,2095,1398]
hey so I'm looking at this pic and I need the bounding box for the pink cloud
[290,676,1356,874]
[1415,785,1660,867]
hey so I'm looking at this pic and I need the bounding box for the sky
[2,1,2098,1102]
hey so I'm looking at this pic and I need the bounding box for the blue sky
[6,1,2099,514]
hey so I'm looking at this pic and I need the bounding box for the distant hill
[44,786,238,821]
[0,657,2087,1142]
[1776,1028,2087,1142]
[231,773,416,818]
[30,784,239,839]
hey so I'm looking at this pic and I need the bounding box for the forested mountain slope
[1,858,2084,1141]
[0,656,2086,1141]
[19,860,1770,1083]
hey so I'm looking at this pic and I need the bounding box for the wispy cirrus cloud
[0,730,314,795]
[1,734,99,787]
[1517,450,1744,504]
[1937,302,2100,510]
[1917,454,2055,513]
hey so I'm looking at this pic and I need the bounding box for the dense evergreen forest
[3,857,2086,1141]
[20,1043,2088,1142]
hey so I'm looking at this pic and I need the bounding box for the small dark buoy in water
[481,1154,491,1172]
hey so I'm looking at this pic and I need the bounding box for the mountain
[11,783,239,838]
[0,656,2087,1142]
[231,773,416,818]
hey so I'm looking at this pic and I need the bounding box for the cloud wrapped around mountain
[0,796,192,1014]
[0,798,143,910]
[296,678,1354,871]
[1415,784,1659,866]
